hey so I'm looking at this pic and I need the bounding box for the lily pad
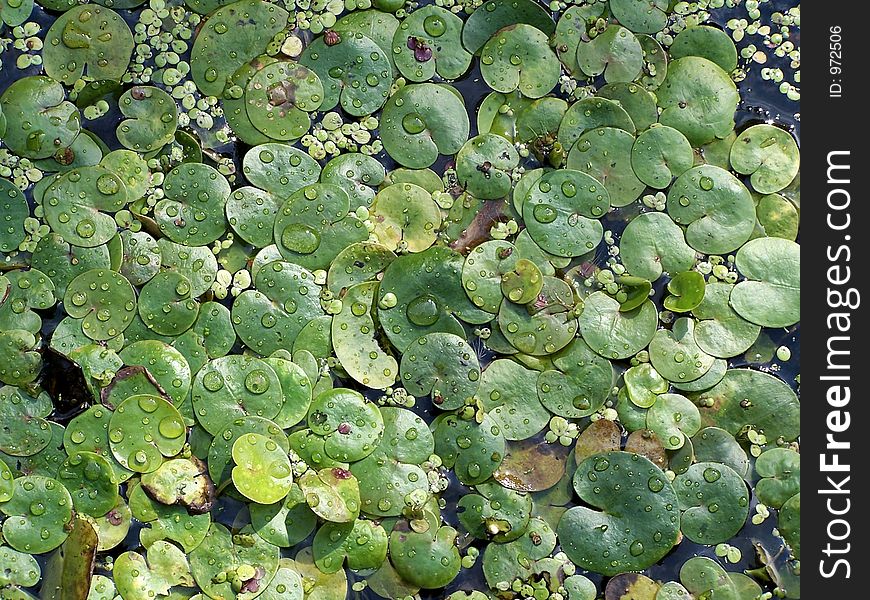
[576,25,643,83]
[389,521,461,589]
[480,24,560,99]
[619,211,696,282]
[307,388,384,462]
[754,447,800,508]
[730,124,800,194]
[371,183,442,251]
[646,392,701,450]
[401,333,480,411]
[692,282,760,358]
[0,76,81,160]
[674,462,749,544]
[116,86,177,153]
[537,338,614,418]
[232,432,293,504]
[154,163,230,246]
[670,25,738,73]
[64,269,137,341]
[393,5,471,81]
[730,237,800,328]
[631,125,694,189]
[578,292,658,360]
[433,413,505,485]
[0,475,73,554]
[108,394,186,473]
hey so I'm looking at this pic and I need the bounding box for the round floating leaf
[307,388,384,462]
[322,153,386,211]
[332,281,398,390]
[250,484,317,547]
[0,269,56,336]
[558,97,636,151]
[140,456,215,514]
[663,271,705,313]
[378,246,491,351]
[118,230,161,287]
[482,516,556,589]
[691,369,799,441]
[553,5,604,75]
[667,165,756,254]
[190,523,279,600]
[119,340,191,405]
[289,547,348,600]
[108,394,187,473]
[692,282,760,358]
[479,359,548,440]
[568,126,645,207]
[755,192,799,240]
[730,124,800,194]
[130,482,210,552]
[779,492,800,558]
[274,183,366,271]
[522,169,609,257]
[299,31,391,116]
[191,0,290,97]
[207,416,287,489]
[242,143,322,198]
[393,5,471,81]
[335,9,400,68]
[494,436,570,493]
[631,125,694,189]
[298,467,361,523]
[64,269,136,341]
[0,330,40,386]
[576,25,643,83]
[0,386,52,457]
[313,519,388,573]
[674,462,749,544]
[371,183,441,252]
[605,573,661,600]
[327,241,396,295]
[58,450,118,517]
[537,338,614,418]
[649,318,715,383]
[754,447,800,508]
[114,541,193,600]
[599,82,658,132]
[116,86,177,153]
[578,292,658,360]
[157,238,219,297]
[679,557,739,600]
[730,237,800,328]
[646,393,701,450]
[462,0,555,55]
[461,240,521,314]
[401,333,480,411]
[389,521,461,589]
[624,362,667,408]
[657,57,738,146]
[232,260,324,356]
[137,271,199,337]
[433,413,504,485]
[0,546,39,588]
[480,24,560,99]
[380,83,469,169]
[619,211,696,282]
[192,355,283,436]
[691,426,749,477]
[43,166,126,248]
[458,480,532,542]
[154,163,230,246]
[456,134,519,200]
[42,6,134,85]
[670,25,738,72]
[244,61,323,141]
[0,475,73,554]
[0,76,81,160]
[498,276,578,355]
[558,452,680,576]
[232,432,293,504]
[265,356,312,429]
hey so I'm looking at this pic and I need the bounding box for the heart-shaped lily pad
[480,24,560,99]
[754,447,800,508]
[670,25,738,73]
[190,523,279,600]
[114,541,193,600]
[389,521,461,589]
[567,126,645,207]
[108,394,186,473]
[307,388,384,462]
[478,358,548,440]
[558,452,680,576]
[154,163,230,246]
[730,237,800,328]
[434,413,505,485]
[691,282,760,358]
[730,124,800,195]
[250,484,318,547]
[370,182,442,252]
[576,25,643,83]
[537,338,614,418]
[43,166,127,248]
[401,332,480,410]
[458,480,532,542]
[462,0,555,55]
[619,211,696,282]
[298,467,361,523]
[674,462,749,544]
[0,475,73,554]
[242,143,322,198]
[313,518,388,573]
[64,269,136,341]
[482,516,556,589]
[0,76,81,160]
[649,318,715,383]
[393,5,471,82]
[232,432,293,504]
[578,292,658,360]
[631,125,694,189]
[646,392,701,450]
[116,86,177,153]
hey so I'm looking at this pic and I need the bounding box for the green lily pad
[779,492,800,558]
[327,242,396,295]
[57,450,118,517]
[0,388,52,460]
[371,183,441,251]
[298,467,361,523]
[108,394,186,474]
[692,282,760,358]
[646,393,701,450]
[690,426,748,479]
[754,193,799,240]
[116,86,177,153]
[433,413,504,485]
[43,166,127,248]
[578,292,658,360]
[157,239,219,297]
[730,237,800,328]
[558,452,680,576]
[117,230,161,286]
[667,165,756,254]
[313,518,388,573]
[462,0,555,55]
[649,318,715,383]
[523,168,609,257]
[206,416,287,488]
[401,332,480,410]
[0,0,33,26]
[299,31,390,116]
[118,341,191,405]
[657,57,739,146]
[244,61,323,141]
[674,462,749,544]
[0,475,73,554]
[679,557,739,600]
[619,211,696,282]
[599,82,658,132]
[129,482,210,552]
[137,271,199,337]
[568,126,645,207]
[456,134,519,200]
[289,548,347,600]
[691,369,799,442]
[389,521,461,589]
[0,76,81,160]
[191,0,290,97]
[631,125,694,189]
[754,447,800,508]
[232,432,293,504]
[192,355,283,436]
[0,179,27,253]
[250,484,318,547]
[537,338,614,418]
[332,281,398,390]
[242,143,321,198]
[0,546,39,588]
[663,271,705,313]
[480,24,560,99]
[322,153,386,211]
[308,388,384,462]
[154,163,230,246]
[482,516,556,589]
[494,436,571,493]
[189,523,279,600]
[63,269,136,341]
[624,362,668,408]
[393,5,471,81]
[42,6,134,85]
[458,480,532,542]
[498,276,578,356]
[380,83,469,169]
[610,0,668,34]
[461,240,522,314]
[730,124,800,195]
[576,25,643,83]
[478,359,548,440]
[559,97,636,153]
[553,5,604,75]
[335,9,400,69]
[114,541,193,600]
[670,25,738,73]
